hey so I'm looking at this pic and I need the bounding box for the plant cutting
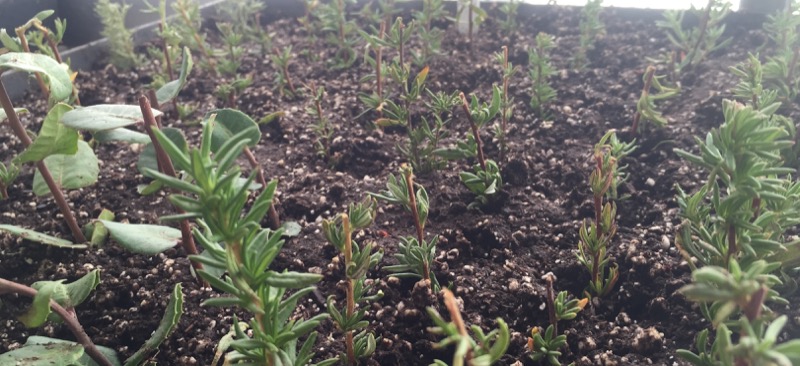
[572,0,605,70]
[315,0,358,69]
[144,115,329,365]
[412,0,446,67]
[322,198,383,365]
[371,164,438,291]
[494,46,518,161]
[307,82,335,165]
[272,45,298,98]
[427,288,510,366]
[576,135,621,298]
[528,274,588,366]
[629,65,680,136]
[528,33,557,119]
[655,0,732,71]
[95,0,141,70]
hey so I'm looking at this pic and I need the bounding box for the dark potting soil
[2,4,799,366]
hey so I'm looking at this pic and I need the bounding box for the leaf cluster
[572,0,605,70]
[656,0,732,69]
[528,33,557,118]
[95,0,141,70]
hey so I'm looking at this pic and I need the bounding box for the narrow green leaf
[0,225,86,248]
[124,283,183,366]
[156,47,193,105]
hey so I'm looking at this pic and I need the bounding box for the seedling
[454,0,488,44]
[629,66,680,136]
[595,131,636,200]
[412,0,446,67]
[427,289,510,366]
[145,117,328,364]
[359,21,387,119]
[272,45,298,98]
[218,0,271,54]
[572,0,605,70]
[307,82,335,165]
[576,139,620,298]
[95,0,141,70]
[493,46,518,161]
[173,0,215,71]
[498,0,521,36]
[528,33,557,119]
[322,198,383,365]
[215,75,252,108]
[214,22,244,76]
[0,161,19,199]
[316,0,358,68]
[656,0,731,71]
[437,88,502,208]
[528,274,587,366]
[762,5,800,102]
[371,165,438,291]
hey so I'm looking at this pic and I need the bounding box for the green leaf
[136,128,188,174]
[94,128,151,144]
[281,221,302,237]
[101,221,182,255]
[61,105,162,132]
[0,225,87,248]
[206,109,261,152]
[156,47,193,105]
[0,52,72,104]
[23,336,122,366]
[32,140,99,196]
[124,283,183,366]
[0,107,27,123]
[18,281,58,328]
[62,269,101,309]
[90,209,115,246]
[0,342,84,365]
[16,103,77,163]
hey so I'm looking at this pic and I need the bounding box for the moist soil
[2,4,800,366]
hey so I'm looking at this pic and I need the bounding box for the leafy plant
[498,0,521,36]
[412,0,446,67]
[173,0,215,71]
[144,116,329,364]
[656,0,732,71]
[594,131,636,200]
[629,65,680,136]
[572,0,605,70]
[528,33,557,119]
[762,3,800,103]
[576,137,621,298]
[371,165,438,291]
[218,0,271,54]
[493,46,518,161]
[439,87,503,208]
[214,21,244,76]
[528,274,588,366]
[359,21,387,119]
[215,76,252,108]
[0,161,19,200]
[428,288,510,366]
[454,0,488,44]
[322,198,383,365]
[95,0,141,70]
[307,83,335,165]
[272,45,298,98]
[316,0,358,68]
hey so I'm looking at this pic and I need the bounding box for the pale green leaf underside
[0,52,72,104]
[0,225,86,248]
[33,140,99,196]
[61,104,162,132]
[100,220,182,255]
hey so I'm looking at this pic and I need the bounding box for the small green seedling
[656,0,731,71]
[95,0,141,70]
[498,0,521,35]
[307,82,335,165]
[528,273,587,365]
[272,45,298,98]
[529,33,557,119]
[630,65,680,136]
[322,198,383,365]
[0,161,19,199]
[595,131,636,200]
[370,165,438,291]
[572,0,605,70]
[428,289,510,366]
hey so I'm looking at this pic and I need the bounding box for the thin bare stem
[14,29,49,100]
[459,92,487,171]
[403,167,430,284]
[0,79,86,243]
[442,289,473,362]
[687,0,714,66]
[139,96,204,280]
[544,274,557,334]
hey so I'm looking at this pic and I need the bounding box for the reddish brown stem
[139,96,204,279]
[687,0,714,66]
[500,45,509,162]
[459,92,487,171]
[0,79,86,243]
[630,66,656,136]
[274,48,297,96]
[403,167,430,284]
[443,289,473,362]
[342,214,356,365]
[0,278,114,366]
[159,24,175,80]
[243,147,281,230]
[544,274,558,334]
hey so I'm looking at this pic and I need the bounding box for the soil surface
[2,4,799,366]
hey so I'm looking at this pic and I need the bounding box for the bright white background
[519,0,740,10]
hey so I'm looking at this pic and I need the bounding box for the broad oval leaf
[0,52,72,104]
[0,224,87,248]
[61,104,162,132]
[16,103,77,163]
[23,336,122,366]
[33,140,99,196]
[0,342,84,365]
[206,109,261,152]
[94,128,151,144]
[100,220,181,255]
